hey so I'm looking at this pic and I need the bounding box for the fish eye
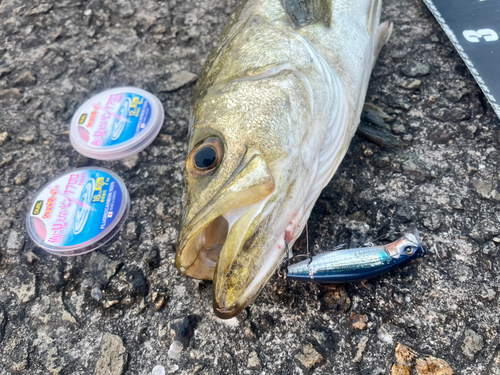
[404,246,415,255]
[194,146,217,169]
[186,137,223,176]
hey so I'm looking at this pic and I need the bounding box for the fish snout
[176,152,276,312]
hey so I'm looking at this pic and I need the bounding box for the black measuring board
[423,0,500,119]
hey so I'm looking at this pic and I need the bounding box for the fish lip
[213,298,246,319]
[212,218,287,319]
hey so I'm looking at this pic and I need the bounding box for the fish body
[176,0,393,318]
[286,229,426,283]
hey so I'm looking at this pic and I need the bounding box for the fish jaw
[176,151,275,281]
[212,201,289,319]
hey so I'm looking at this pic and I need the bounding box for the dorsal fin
[280,0,332,28]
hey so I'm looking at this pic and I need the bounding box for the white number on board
[463,29,499,43]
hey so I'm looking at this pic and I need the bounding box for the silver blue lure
[286,228,426,283]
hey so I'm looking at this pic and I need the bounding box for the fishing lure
[286,228,426,283]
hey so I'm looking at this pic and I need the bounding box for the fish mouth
[177,198,284,319]
[176,152,280,317]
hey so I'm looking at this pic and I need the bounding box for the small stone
[479,287,495,301]
[471,178,500,201]
[26,251,39,264]
[352,336,369,363]
[17,126,39,143]
[403,134,413,142]
[401,61,430,77]
[151,291,168,311]
[160,71,198,92]
[349,313,368,330]
[102,300,119,309]
[91,287,103,301]
[400,79,422,89]
[152,365,165,375]
[95,333,128,375]
[9,265,37,303]
[247,350,261,370]
[364,148,374,156]
[13,71,37,87]
[154,26,167,34]
[168,340,183,359]
[7,230,25,251]
[0,132,9,145]
[461,329,484,360]
[121,154,139,169]
[392,124,407,134]
[87,252,121,287]
[84,9,92,16]
[125,221,138,240]
[295,342,324,369]
[415,356,454,375]
[448,196,463,210]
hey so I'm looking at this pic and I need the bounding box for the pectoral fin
[280,0,332,28]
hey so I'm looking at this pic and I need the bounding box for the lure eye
[404,246,415,255]
[186,137,223,176]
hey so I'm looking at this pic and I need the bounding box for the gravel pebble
[461,329,484,360]
[7,230,25,251]
[95,333,128,375]
[401,61,430,77]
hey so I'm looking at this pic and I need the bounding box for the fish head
[176,74,311,318]
[388,227,427,260]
